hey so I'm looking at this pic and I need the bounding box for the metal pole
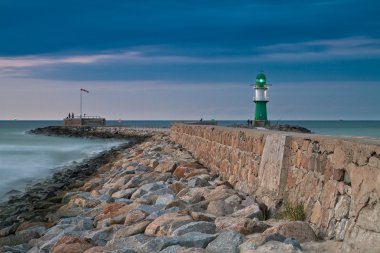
[80,89,82,119]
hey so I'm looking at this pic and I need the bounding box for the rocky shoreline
[0,127,341,253]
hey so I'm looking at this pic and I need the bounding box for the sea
[0,120,379,201]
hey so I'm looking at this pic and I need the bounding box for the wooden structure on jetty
[64,116,106,127]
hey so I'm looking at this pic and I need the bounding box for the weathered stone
[187,178,210,188]
[84,227,115,246]
[205,231,243,253]
[191,212,217,222]
[170,221,216,236]
[169,182,186,194]
[113,220,151,238]
[262,221,317,243]
[231,203,263,220]
[139,237,177,253]
[156,194,176,206]
[342,222,380,253]
[206,199,241,217]
[215,217,269,235]
[131,182,167,200]
[177,187,210,204]
[335,195,350,220]
[51,236,93,253]
[310,201,322,225]
[176,232,217,248]
[253,241,302,253]
[146,207,180,220]
[112,188,137,199]
[124,209,148,226]
[105,234,152,251]
[145,213,193,236]
[155,160,178,173]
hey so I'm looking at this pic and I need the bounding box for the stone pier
[170,123,380,252]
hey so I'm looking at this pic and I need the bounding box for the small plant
[277,201,306,221]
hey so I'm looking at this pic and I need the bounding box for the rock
[215,217,270,235]
[177,187,210,204]
[241,196,257,207]
[51,236,93,253]
[206,200,238,216]
[231,203,263,220]
[124,209,148,226]
[112,188,137,199]
[187,178,210,188]
[58,217,93,231]
[169,182,186,194]
[145,213,193,236]
[176,232,217,248]
[252,241,302,253]
[203,186,236,201]
[131,182,167,200]
[334,195,350,221]
[0,232,40,247]
[205,231,243,253]
[55,203,84,218]
[155,160,178,173]
[262,221,317,243]
[283,238,302,250]
[139,237,177,253]
[156,194,176,206]
[191,212,217,222]
[84,227,115,246]
[113,220,151,238]
[170,221,216,236]
[159,245,184,253]
[105,234,152,251]
[0,223,19,237]
[342,222,380,253]
[265,233,287,242]
[146,207,180,220]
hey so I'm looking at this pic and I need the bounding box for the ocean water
[0,120,379,201]
[0,121,124,201]
[106,120,380,139]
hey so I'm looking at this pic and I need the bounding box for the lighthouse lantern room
[253,72,269,127]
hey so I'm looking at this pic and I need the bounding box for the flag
[80,88,89,93]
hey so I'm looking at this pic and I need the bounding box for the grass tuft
[277,201,306,221]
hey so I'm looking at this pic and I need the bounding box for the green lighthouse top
[256,72,267,88]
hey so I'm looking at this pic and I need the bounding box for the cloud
[257,36,380,61]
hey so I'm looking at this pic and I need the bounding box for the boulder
[145,213,193,236]
[262,221,317,243]
[249,241,302,253]
[51,236,93,253]
[176,232,217,248]
[191,212,217,222]
[113,220,151,238]
[112,188,137,199]
[231,203,263,220]
[205,231,243,253]
[105,234,152,251]
[206,199,241,216]
[124,209,148,226]
[155,160,178,173]
[215,217,270,235]
[170,221,216,236]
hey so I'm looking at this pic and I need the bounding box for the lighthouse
[253,72,269,127]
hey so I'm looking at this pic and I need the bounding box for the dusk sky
[0,0,379,120]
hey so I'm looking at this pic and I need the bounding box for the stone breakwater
[29,126,161,139]
[0,127,341,253]
[171,123,380,253]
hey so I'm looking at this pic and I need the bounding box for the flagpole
[80,89,82,119]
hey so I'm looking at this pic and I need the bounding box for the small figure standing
[200,118,203,122]
[71,112,74,118]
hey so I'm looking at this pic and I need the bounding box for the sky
[0,0,379,120]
